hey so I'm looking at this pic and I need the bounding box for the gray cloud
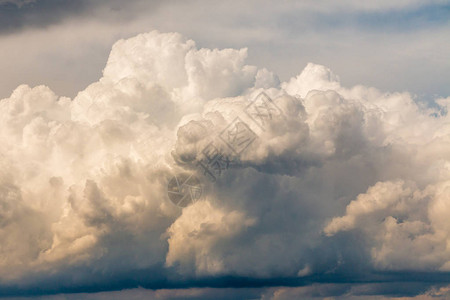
[0,0,86,34]
[0,0,166,35]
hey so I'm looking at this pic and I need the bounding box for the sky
[0,0,450,299]
[0,0,449,100]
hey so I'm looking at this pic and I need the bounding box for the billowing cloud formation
[0,30,450,297]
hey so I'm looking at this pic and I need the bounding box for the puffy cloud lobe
[165,200,256,275]
[0,29,450,295]
[282,62,340,98]
[325,180,450,271]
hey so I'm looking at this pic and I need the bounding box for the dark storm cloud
[0,267,449,298]
[0,0,163,35]
[0,0,84,34]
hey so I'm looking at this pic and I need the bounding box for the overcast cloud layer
[0,28,450,298]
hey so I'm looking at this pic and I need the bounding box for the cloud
[0,0,165,34]
[165,200,256,275]
[261,283,450,300]
[325,179,450,271]
[0,0,35,7]
[1,0,449,103]
[0,29,450,298]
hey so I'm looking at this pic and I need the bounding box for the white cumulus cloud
[0,29,449,296]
